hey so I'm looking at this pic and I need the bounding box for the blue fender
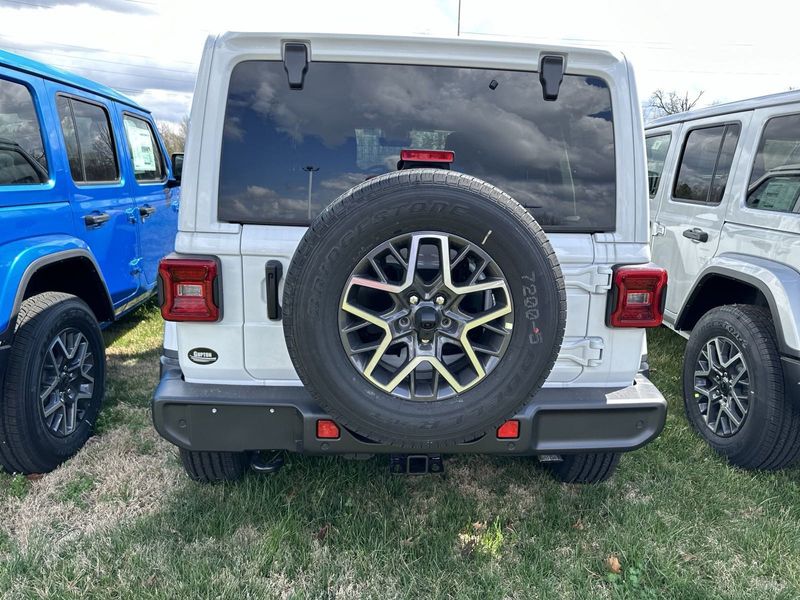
[0,235,112,339]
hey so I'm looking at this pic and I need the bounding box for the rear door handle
[83,211,110,228]
[139,205,156,219]
[682,227,709,243]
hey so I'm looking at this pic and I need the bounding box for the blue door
[118,111,178,287]
[46,82,140,308]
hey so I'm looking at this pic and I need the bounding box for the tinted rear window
[218,61,616,232]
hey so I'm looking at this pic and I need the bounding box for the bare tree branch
[647,89,705,119]
[157,115,189,155]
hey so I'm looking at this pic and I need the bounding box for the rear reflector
[158,258,220,322]
[316,419,340,439]
[399,149,455,163]
[607,265,668,328]
[497,420,520,439]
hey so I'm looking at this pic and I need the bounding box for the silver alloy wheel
[338,231,513,401]
[693,335,750,437]
[39,327,95,437]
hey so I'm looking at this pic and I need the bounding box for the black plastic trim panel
[153,358,668,456]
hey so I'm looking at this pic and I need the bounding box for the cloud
[47,0,157,14]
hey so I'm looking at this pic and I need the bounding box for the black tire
[546,452,620,484]
[180,449,249,483]
[283,169,566,449]
[683,304,800,470]
[0,292,105,474]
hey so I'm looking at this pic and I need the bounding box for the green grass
[2,308,800,599]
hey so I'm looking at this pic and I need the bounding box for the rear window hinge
[283,42,309,90]
[539,55,565,101]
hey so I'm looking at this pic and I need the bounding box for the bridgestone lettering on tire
[283,169,567,449]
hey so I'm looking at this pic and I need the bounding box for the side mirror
[168,153,184,187]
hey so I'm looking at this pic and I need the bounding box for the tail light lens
[158,257,220,322]
[607,265,667,328]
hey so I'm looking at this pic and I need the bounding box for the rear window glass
[673,124,740,204]
[645,133,671,198]
[56,95,119,183]
[0,77,48,184]
[218,61,616,232]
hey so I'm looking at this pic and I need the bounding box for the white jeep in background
[646,90,800,469]
[153,32,668,484]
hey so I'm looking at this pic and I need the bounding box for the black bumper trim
[152,357,668,455]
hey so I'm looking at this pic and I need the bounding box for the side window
[122,114,165,182]
[747,114,800,214]
[0,77,48,185]
[673,123,741,203]
[645,133,671,198]
[56,95,119,183]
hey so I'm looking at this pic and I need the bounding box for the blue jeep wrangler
[0,50,180,474]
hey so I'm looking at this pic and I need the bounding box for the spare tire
[283,169,566,449]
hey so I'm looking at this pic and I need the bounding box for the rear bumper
[152,357,667,455]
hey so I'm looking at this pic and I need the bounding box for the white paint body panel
[173,32,653,388]
[647,92,800,355]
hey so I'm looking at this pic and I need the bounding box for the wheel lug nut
[441,317,452,327]
[435,295,445,305]
[399,317,410,327]
[409,295,419,305]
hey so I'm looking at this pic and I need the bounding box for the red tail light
[158,257,220,322]
[607,265,667,328]
[316,419,340,439]
[399,149,455,163]
[497,420,520,439]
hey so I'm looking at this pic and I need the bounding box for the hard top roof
[0,48,147,112]
[647,90,800,129]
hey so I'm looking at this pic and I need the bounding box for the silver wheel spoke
[38,327,94,437]
[693,335,750,437]
[340,231,513,401]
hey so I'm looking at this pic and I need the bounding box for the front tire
[0,292,105,474]
[683,304,800,470]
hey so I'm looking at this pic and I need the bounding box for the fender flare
[676,253,800,357]
[0,235,113,343]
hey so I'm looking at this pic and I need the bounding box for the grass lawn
[1,302,799,599]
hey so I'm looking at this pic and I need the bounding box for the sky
[1,0,797,124]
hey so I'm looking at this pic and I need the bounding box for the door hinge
[129,257,143,275]
[561,265,613,294]
[650,221,666,237]
[558,337,604,367]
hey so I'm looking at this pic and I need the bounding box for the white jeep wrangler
[646,90,800,469]
[153,32,668,484]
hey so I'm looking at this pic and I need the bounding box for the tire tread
[180,449,248,483]
[547,452,620,484]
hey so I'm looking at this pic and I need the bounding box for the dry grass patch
[1,410,182,552]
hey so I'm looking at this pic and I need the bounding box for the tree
[646,89,705,119]
[157,115,189,156]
